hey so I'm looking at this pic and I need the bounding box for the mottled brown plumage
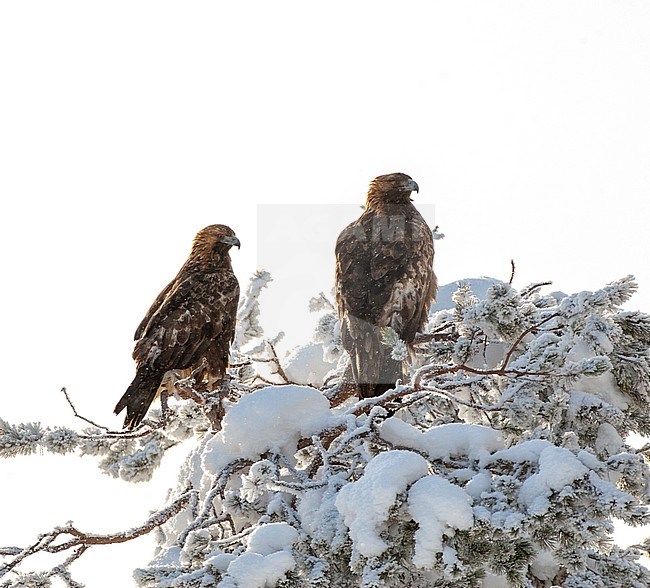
[114,225,240,428]
[335,173,437,398]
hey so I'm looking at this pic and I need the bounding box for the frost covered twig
[253,341,291,384]
[412,321,455,345]
[498,312,560,370]
[419,385,504,412]
[233,270,272,350]
[520,280,554,299]
[61,387,110,432]
[0,490,197,582]
[0,400,205,483]
[308,292,336,312]
[178,459,253,545]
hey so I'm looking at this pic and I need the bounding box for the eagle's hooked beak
[402,179,419,194]
[221,235,241,249]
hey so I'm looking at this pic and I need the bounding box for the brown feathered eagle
[114,225,240,429]
[335,173,437,398]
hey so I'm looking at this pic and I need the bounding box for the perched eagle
[335,173,437,398]
[114,225,240,429]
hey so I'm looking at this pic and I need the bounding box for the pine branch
[264,341,291,384]
[499,313,561,370]
[0,491,196,579]
[178,459,253,546]
[61,387,110,431]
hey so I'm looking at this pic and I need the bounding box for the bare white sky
[1,2,649,585]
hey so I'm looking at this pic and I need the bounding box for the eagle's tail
[358,381,398,399]
[343,317,404,399]
[114,371,162,430]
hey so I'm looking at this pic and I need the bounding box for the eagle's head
[367,172,419,207]
[193,225,241,262]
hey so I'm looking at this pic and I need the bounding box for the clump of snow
[463,282,538,342]
[464,471,493,500]
[117,439,164,483]
[203,385,334,474]
[380,326,409,361]
[246,522,299,556]
[206,552,236,573]
[148,545,182,568]
[43,427,78,454]
[180,529,212,566]
[380,418,505,463]
[240,459,278,502]
[491,442,589,515]
[568,340,629,410]
[298,476,348,547]
[216,523,299,588]
[489,439,553,465]
[335,450,428,558]
[220,551,295,588]
[312,307,344,364]
[530,550,561,582]
[595,422,624,456]
[283,342,337,386]
[407,475,474,569]
[390,338,409,361]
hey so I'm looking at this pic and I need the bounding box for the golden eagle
[114,225,240,428]
[335,173,437,398]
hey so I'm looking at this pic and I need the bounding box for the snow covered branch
[234,270,273,350]
[0,391,210,483]
[0,491,197,587]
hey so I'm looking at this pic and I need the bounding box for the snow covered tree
[2,273,650,587]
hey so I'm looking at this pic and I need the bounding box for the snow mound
[489,441,589,515]
[203,385,333,474]
[489,439,552,464]
[221,551,295,588]
[335,450,428,558]
[519,445,589,515]
[408,475,474,569]
[247,522,299,556]
[283,342,337,386]
[297,476,347,547]
[215,523,299,587]
[530,550,561,582]
[380,418,505,463]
